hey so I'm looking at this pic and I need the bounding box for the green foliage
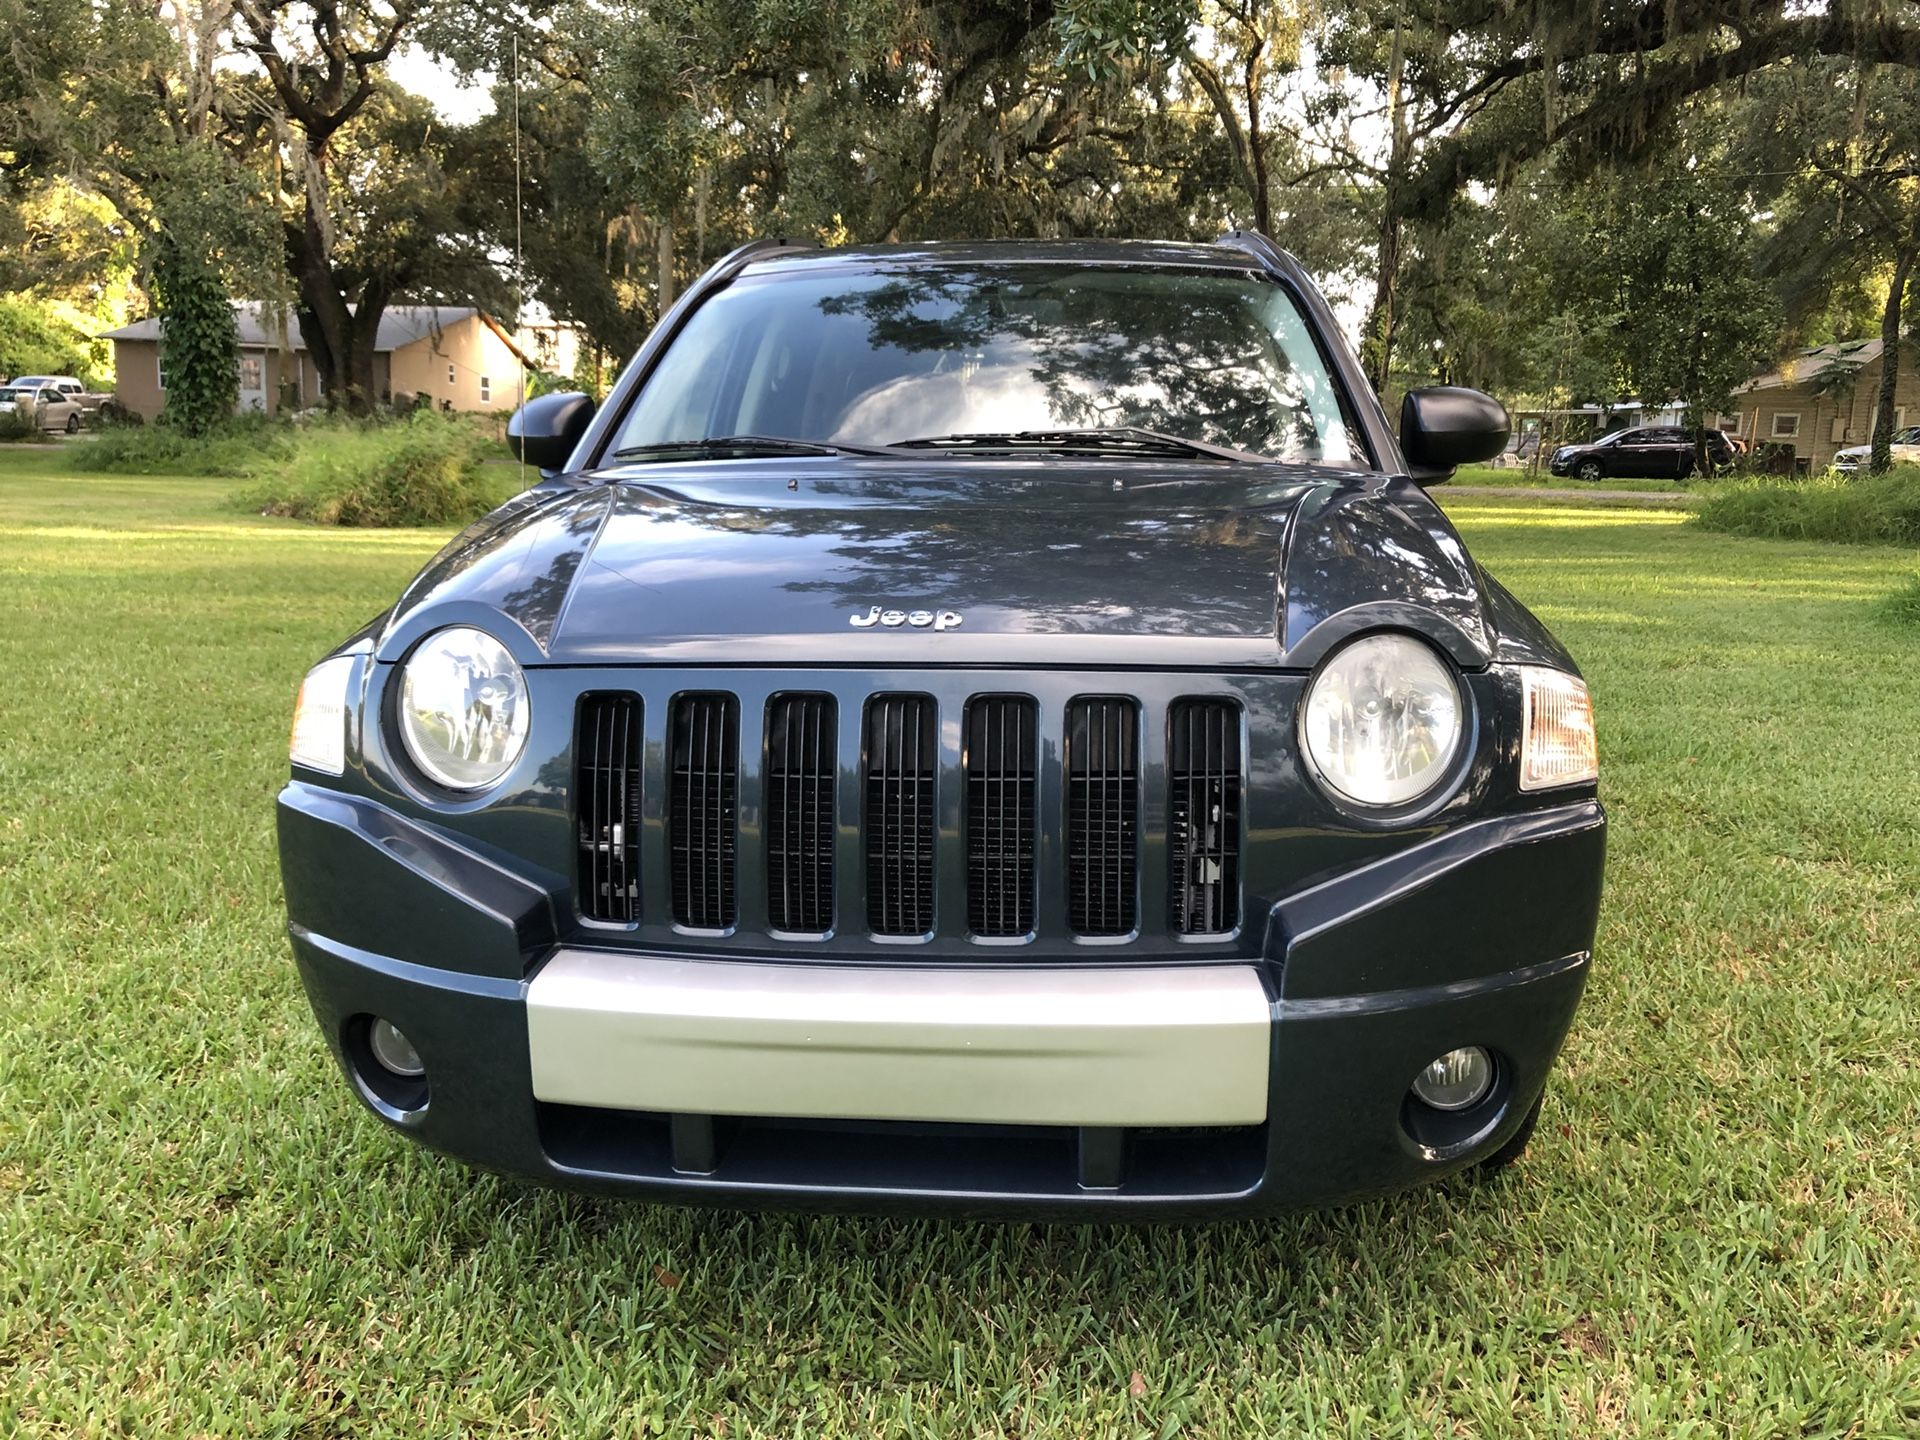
[148,225,239,438]
[75,415,294,476]
[240,411,499,526]
[1694,465,1920,547]
[0,407,47,444]
[0,294,102,384]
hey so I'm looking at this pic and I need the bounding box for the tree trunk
[1242,39,1270,233]
[1362,9,1411,396]
[1868,237,1916,475]
[657,210,676,315]
[285,163,390,414]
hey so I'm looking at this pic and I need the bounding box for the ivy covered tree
[149,217,239,434]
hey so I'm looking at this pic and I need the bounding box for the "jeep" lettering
[849,606,964,632]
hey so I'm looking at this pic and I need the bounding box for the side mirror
[1399,386,1510,486]
[508,391,595,474]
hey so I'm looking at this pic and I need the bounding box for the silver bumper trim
[526,952,1272,1127]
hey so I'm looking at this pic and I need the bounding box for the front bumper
[281,782,1604,1216]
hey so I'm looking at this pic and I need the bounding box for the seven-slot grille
[865,695,937,936]
[575,694,643,923]
[669,693,739,929]
[965,697,1038,937]
[1066,697,1139,936]
[765,694,836,934]
[573,691,1244,941]
[1168,698,1242,935]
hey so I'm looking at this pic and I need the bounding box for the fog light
[1411,1046,1493,1111]
[368,1018,425,1078]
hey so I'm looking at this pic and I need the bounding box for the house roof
[102,303,485,353]
[1738,338,1884,393]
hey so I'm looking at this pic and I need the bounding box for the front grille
[1168,699,1242,935]
[864,695,936,936]
[965,696,1037,937]
[668,693,739,929]
[571,682,1251,946]
[1066,697,1139,935]
[575,694,643,922]
[765,693,836,934]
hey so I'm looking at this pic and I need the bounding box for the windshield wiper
[887,427,1263,462]
[610,435,899,461]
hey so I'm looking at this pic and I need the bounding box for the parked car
[278,235,1605,1216]
[0,381,86,433]
[1832,426,1920,474]
[1549,426,1735,479]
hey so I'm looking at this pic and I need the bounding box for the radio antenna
[513,30,526,487]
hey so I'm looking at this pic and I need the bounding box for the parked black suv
[1550,426,1735,479]
[278,235,1605,1216]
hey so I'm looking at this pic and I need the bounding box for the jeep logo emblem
[850,605,963,632]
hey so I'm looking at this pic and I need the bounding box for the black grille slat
[766,694,836,933]
[575,694,642,922]
[865,695,936,936]
[1067,697,1139,935]
[669,693,739,929]
[1168,699,1242,935]
[965,697,1037,937]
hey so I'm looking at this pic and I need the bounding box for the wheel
[1575,460,1604,481]
[64,412,80,434]
[1477,1095,1543,1174]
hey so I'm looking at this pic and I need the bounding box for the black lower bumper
[282,787,1604,1217]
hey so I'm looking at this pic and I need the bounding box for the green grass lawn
[1446,462,1689,494]
[3,448,1918,1437]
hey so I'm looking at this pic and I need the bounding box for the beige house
[1734,338,1916,470]
[103,304,545,420]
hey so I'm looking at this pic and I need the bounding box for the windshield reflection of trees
[814,270,1341,461]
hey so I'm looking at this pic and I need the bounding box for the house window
[447,363,457,387]
[1770,412,1801,439]
[239,354,263,392]
[1831,414,1848,444]
[479,375,491,403]
[155,353,165,390]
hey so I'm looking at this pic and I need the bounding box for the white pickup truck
[0,375,106,433]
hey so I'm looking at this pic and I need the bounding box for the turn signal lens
[1519,668,1598,791]
[290,655,355,775]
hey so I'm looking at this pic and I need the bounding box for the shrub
[0,408,46,444]
[240,411,499,526]
[75,415,294,476]
[1693,465,1920,547]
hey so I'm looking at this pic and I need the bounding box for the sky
[387,46,496,126]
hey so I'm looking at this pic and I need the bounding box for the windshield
[611,265,1362,465]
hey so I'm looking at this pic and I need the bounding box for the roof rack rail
[708,237,818,279]
[1214,229,1302,279]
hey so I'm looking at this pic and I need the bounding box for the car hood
[377,460,1493,670]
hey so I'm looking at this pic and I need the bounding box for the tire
[1575,460,1604,481]
[1476,1095,1543,1174]
[64,412,80,434]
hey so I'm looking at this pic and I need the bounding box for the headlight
[1301,633,1464,807]
[1518,667,1597,790]
[290,655,355,774]
[397,627,531,790]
